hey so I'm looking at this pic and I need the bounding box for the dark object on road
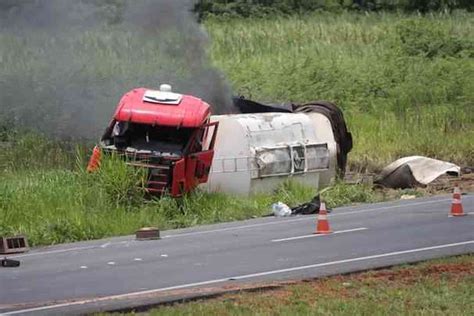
[1,257,20,268]
[136,227,160,240]
[0,235,29,254]
[233,96,353,177]
[291,194,321,215]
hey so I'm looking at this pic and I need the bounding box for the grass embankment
[206,12,474,171]
[110,255,474,315]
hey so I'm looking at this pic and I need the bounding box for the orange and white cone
[314,202,332,234]
[450,184,466,217]
[86,145,102,173]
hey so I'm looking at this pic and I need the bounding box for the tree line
[194,0,473,18]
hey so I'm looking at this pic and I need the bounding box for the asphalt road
[1,194,473,315]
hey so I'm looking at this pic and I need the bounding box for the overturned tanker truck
[89,84,352,197]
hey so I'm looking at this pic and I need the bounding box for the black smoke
[0,0,234,139]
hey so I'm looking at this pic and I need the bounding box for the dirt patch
[421,262,473,277]
[348,260,474,287]
[424,172,474,195]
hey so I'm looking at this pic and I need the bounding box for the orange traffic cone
[450,184,466,217]
[86,146,102,172]
[314,202,332,234]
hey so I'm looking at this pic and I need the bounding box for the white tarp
[376,156,460,189]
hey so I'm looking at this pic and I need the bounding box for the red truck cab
[98,85,218,197]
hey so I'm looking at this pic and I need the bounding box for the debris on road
[400,194,417,200]
[136,227,160,240]
[291,194,321,215]
[1,257,20,268]
[376,156,460,189]
[269,194,330,217]
[272,202,292,217]
[0,235,29,254]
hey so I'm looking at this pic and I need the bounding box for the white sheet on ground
[377,156,460,188]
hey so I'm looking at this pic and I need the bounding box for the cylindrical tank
[201,112,338,195]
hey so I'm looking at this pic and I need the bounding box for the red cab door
[171,158,186,197]
[195,121,218,183]
[185,121,218,188]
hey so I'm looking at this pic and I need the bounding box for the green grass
[107,255,474,315]
[205,11,474,170]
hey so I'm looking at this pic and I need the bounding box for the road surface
[1,194,473,315]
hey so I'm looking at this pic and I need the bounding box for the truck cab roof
[113,87,211,128]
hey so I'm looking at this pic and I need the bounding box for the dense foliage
[194,0,473,18]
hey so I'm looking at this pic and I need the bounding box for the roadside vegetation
[1,5,473,246]
[108,255,474,315]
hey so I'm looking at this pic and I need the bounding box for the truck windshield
[111,122,195,155]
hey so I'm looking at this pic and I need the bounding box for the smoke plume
[0,0,234,139]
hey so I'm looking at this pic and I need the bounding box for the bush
[396,19,474,58]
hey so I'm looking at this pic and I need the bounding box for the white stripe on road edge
[163,198,454,239]
[4,240,473,315]
[9,246,97,259]
[272,227,368,242]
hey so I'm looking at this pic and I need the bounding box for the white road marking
[134,258,143,261]
[100,242,111,248]
[272,227,368,242]
[4,240,473,315]
[80,266,88,269]
[9,246,97,259]
[107,261,115,265]
[160,254,168,258]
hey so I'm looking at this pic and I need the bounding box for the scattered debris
[269,194,330,217]
[272,202,292,217]
[400,194,416,200]
[1,257,20,268]
[291,194,321,215]
[0,235,29,254]
[376,156,460,189]
[136,227,160,240]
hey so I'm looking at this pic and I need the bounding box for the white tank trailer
[201,111,345,196]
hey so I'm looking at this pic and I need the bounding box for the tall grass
[205,11,474,170]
